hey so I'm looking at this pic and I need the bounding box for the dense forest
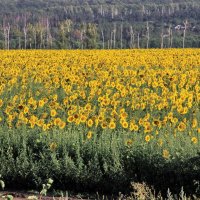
[1,0,200,49]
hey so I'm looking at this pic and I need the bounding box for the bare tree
[161,6,165,16]
[33,26,37,49]
[18,32,22,49]
[110,30,113,49]
[111,5,114,19]
[141,5,145,18]
[120,24,123,49]
[161,26,172,48]
[23,26,27,49]
[101,29,105,49]
[3,19,10,50]
[161,28,164,48]
[146,21,150,48]
[107,40,110,49]
[80,22,86,49]
[137,33,140,49]
[130,25,135,48]
[170,28,173,48]
[113,23,116,49]
[23,15,27,49]
[7,24,10,50]
[46,18,52,49]
[14,15,22,49]
[80,31,83,49]
[100,5,103,15]
[168,24,173,48]
[168,6,171,15]
[3,27,7,49]
[183,20,188,48]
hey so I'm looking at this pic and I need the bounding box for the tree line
[0,0,200,49]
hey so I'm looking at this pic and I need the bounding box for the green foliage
[0,126,200,195]
[40,178,54,196]
[0,0,200,49]
[1,195,13,200]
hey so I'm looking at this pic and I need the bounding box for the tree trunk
[3,26,7,49]
[168,25,173,48]
[113,24,116,49]
[137,33,140,49]
[101,29,104,49]
[7,24,10,50]
[146,21,150,49]
[183,20,188,48]
[80,31,83,49]
[110,30,113,49]
[170,28,173,48]
[24,26,27,49]
[33,29,37,49]
[18,37,21,49]
[23,15,27,49]
[161,28,164,48]
[130,26,134,48]
[120,24,123,49]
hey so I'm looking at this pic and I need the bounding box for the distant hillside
[0,0,200,49]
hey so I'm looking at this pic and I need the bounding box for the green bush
[0,126,200,195]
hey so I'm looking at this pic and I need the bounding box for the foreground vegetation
[0,49,199,196]
[1,126,200,196]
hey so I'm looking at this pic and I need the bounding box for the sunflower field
[0,49,200,194]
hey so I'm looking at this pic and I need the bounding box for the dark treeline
[1,0,200,49]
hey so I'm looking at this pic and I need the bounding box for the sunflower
[42,124,47,131]
[153,119,161,127]
[87,119,93,127]
[126,139,133,146]
[163,149,170,159]
[67,116,74,123]
[50,109,57,117]
[177,122,186,132]
[191,137,198,144]
[50,142,57,151]
[101,122,107,129]
[36,119,44,127]
[192,118,198,128]
[87,131,92,139]
[109,121,116,129]
[144,123,152,133]
[0,99,3,107]
[39,100,45,107]
[133,125,139,131]
[80,115,87,123]
[122,121,128,129]
[120,112,128,119]
[157,139,163,146]
[145,135,151,142]
[58,120,66,129]
[54,117,61,126]
[23,106,29,114]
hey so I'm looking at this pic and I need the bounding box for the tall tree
[146,21,150,49]
[3,19,10,50]
[183,20,188,48]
